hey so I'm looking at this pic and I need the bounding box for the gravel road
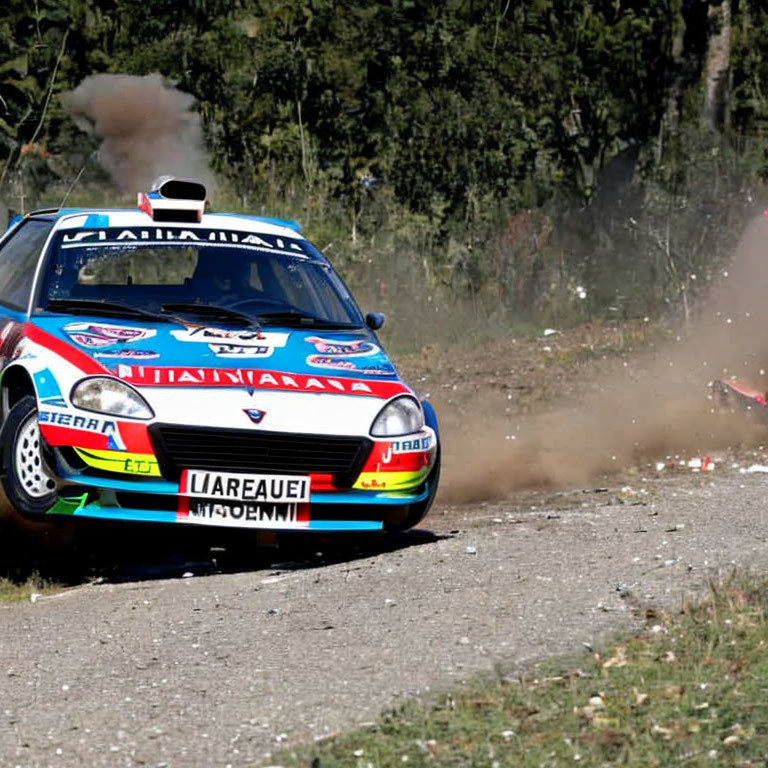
[3,465,768,768]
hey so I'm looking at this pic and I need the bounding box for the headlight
[70,377,154,419]
[370,396,424,437]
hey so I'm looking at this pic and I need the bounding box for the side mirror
[365,311,386,330]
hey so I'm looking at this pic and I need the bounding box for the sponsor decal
[180,470,310,503]
[171,328,288,360]
[62,228,312,258]
[306,354,396,376]
[38,409,117,435]
[172,327,265,344]
[73,448,161,476]
[392,435,433,454]
[244,408,266,424]
[353,468,430,492]
[64,322,156,349]
[209,343,272,358]
[93,349,160,360]
[116,364,410,398]
[305,336,378,357]
[180,499,310,528]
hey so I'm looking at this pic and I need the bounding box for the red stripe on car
[39,424,110,450]
[26,324,108,375]
[115,364,411,398]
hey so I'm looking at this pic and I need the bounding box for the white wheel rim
[15,414,56,498]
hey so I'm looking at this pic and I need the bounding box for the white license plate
[181,499,309,528]
[180,470,310,503]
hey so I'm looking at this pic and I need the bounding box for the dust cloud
[441,214,768,502]
[61,74,214,192]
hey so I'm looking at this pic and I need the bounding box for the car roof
[23,208,303,236]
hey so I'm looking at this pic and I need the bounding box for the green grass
[0,573,60,603]
[270,577,768,767]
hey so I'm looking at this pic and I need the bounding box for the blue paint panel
[33,369,62,400]
[422,401,440,441]
[307,520,382,531]
[0,306,27,323]
[84,214,109,228]
[6,215,23,232]
[310,485,429,504]
[48,503,383,531]
[63,505,179,524]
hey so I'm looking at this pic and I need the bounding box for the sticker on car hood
[64,322,157,348]
[171,328,288,347]
[305,335,378,356]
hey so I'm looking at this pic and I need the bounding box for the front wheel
[1,396,57,517]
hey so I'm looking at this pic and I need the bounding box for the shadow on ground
[0,517,449,588]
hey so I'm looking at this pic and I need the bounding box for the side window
[0,219,53,310]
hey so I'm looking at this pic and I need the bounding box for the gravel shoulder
[3,324,768,767]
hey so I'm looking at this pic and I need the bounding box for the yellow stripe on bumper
[352,467,429,492]
[74,448,161,477]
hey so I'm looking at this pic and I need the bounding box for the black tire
[1,396,57,517]
[384,447,441,532]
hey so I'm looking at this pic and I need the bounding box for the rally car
[0,177,439,534]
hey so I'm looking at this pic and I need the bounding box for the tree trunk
[701,0,732,132]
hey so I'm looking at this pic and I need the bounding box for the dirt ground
[4,321,768,767]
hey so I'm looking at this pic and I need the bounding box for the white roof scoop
[138,176,207,222]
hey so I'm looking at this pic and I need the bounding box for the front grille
[149,424,372,488]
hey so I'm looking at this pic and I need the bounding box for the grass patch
[0,573,60,603]
[271,577,768,766]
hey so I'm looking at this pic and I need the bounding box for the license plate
[180,498,309,528]
[179,470,310,503]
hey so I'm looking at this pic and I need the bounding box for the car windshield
[36,226,364,327]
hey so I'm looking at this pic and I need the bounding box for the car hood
[29,315,400,382]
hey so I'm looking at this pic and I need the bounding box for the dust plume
[441,214,768,502]
[61,74,214,192]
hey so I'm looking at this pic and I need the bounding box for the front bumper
[41,422,437,532]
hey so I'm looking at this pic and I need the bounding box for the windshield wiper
[257,310,360,329]
[44,298,183,324]
[160,302,261,330]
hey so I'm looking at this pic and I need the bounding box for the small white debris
[458,636,470,645]
[182,571,194,579]
[655,461,666,471]
[742,464,768,474]
[687,458,702,469]
[465,546,477,555]
[543,328,559,337]
[500,729,515,741]
[61,684,70,692]
[29,593,42,603]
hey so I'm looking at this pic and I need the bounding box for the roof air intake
[138,176,207,223]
